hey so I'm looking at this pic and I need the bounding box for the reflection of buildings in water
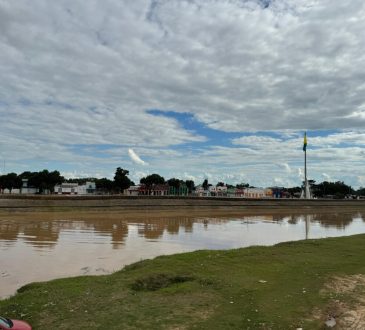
[287,215,299,225]
[135,217,232,240]
[1,212,363,249]
[110,223,129,249]
[91,220,129,249]
[273,213,360,231]
[138,222,164,240]
[313,212,357,229]
[0,221,20,248]
[241,215,274,223]
[136,218,196,240]
[22,221,60,249]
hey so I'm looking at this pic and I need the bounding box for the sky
[1,0,365,188]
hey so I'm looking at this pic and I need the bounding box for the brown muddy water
[1,209,365,298]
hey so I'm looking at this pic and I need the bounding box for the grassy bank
[2,235,365,329]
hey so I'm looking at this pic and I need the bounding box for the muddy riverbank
[1,195,365,210]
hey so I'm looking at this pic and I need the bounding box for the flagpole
[304,147,307,198]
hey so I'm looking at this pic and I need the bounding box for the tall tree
[114,168,132,193]
[202,179,209,190]
[185,180,195,193]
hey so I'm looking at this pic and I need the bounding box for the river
[1,209,365,298]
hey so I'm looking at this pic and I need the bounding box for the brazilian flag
[303,132,307,152]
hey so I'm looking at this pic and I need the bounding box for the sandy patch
[316,274,365,329]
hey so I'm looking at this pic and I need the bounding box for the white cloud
[1,1,365,188]
[128,148,148,166]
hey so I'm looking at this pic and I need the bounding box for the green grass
[2,234,365,329]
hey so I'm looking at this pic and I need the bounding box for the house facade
[54,182,96,195]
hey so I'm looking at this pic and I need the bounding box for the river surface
[1,209,365,298]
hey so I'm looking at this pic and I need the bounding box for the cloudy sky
[1,0,365,188]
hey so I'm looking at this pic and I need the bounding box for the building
[54,182,96,195]
[54,183,79,195]
[226,187,272,198]
[244,187,266,198]
[77,182,96,195]
[194,185,210,197]
[137,184,169,196]
[20,179,39,194]
[124,185,140,196]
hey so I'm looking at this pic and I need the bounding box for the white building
[54,182,96,195]
[77,182,96,195]
[194,185,210,197]
[54,183,79,195]
[243,187,267,198]
[124,185,140,196]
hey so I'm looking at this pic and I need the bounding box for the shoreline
[1,195,365,210]
[1,234,365,329]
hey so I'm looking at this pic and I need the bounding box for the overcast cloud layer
[1,0,365,187]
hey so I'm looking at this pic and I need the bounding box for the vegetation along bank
[1,234,365,329]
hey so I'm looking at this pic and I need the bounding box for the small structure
[194,185,210,197]
[124,185,140,196]
[54,182,96,195]
[169,184,188,196]
[54,183,79,195]
[138,184,169,196]
[227,187,271,198]
[77,182,96,195]
[270,187,285,198]
[244,187,266,198]
[20,179,39,194]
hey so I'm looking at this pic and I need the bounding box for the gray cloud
[1,0,365,186]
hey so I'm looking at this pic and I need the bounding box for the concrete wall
[1,195,365,210]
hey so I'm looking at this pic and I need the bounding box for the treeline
[0,167,363,198]
[287,180,355,199]
[0,170,64,193]
[67,171,196,194]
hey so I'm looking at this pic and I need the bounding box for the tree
[357,187,365,196]
[114,168,132,193]
[217,182,225,187]
[185,180,195,193]
[27,170,64,193]
[140,174,165,186]
[94,178,115,193]
[0,173,22,192]
[310,181,353,199]
[202,179,209,190]
[236,183,249,189]
[167,178,182,189]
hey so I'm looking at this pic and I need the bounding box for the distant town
[0,167,363,199]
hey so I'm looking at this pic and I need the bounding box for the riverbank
[1,234,365,329]
[1,194,365,210]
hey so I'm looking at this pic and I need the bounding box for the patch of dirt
[131,273,195,291]
[315,274,365,329]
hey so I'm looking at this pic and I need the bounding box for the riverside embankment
[1,195,365,210]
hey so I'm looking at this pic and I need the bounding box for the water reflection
[0,212,364,250]
[1,210,365,298]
